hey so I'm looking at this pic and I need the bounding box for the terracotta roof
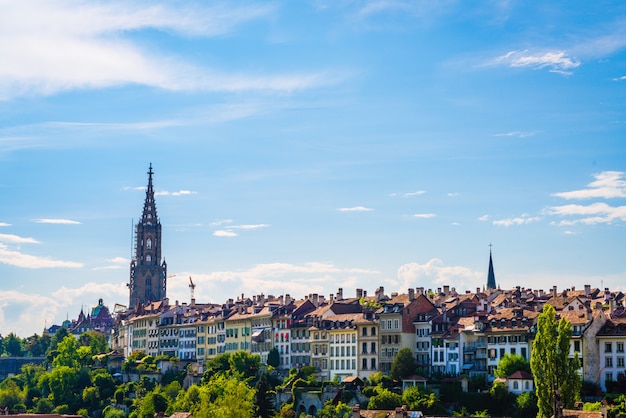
[507,370,533,379]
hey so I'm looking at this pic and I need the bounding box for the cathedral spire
[128,164,167,309]
[142,163,158,224]
[486,244,497,290]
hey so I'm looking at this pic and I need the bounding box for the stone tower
[128,164,167,309]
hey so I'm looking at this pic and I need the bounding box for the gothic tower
[128,164,167,309]
[486,245,497,290]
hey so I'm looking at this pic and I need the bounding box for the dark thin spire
[141,163,158,224]
[487,244,496,290]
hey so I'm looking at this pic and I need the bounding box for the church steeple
[486,244,497,290]
[128,164,167,309]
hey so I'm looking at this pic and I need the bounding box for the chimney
[408,288,415,301]
[278,295,284,305]
[330,293,334,302]
[313,294,319,307]
[363,290,367,298]
[476,287,481,295]
[552,286,558,298]
[437,287,442,295]
[356,288,363,299]
[285,294,292,305]
[337,288,343,300]
[443,285,450,295]
[571,286,576,292]
[585,284,591,296]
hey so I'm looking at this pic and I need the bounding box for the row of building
[105,282,625,392]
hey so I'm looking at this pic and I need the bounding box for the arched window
[146,254,152,262]
[146,238,152,249]
[371,326,376,336]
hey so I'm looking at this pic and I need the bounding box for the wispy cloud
[613,76,626,81]
[155,190,197,197]
[0,223,11,227]
[493,214,542,227]
[337,206,373,212]
[229,224,270,230]
[0,233,39,244]
[93,256,129,270]
[210,219,233,226]
[478,215,489,222]
[413,213,436,219]
[214,230,237,237]
[0,243,83,268]
[0,1,335,100]
[492,49,580,75]
[547,203,626,226]
[390,190,426,198]
[494,131,539,138]
[32,218,81,224]
[552,171,626,200]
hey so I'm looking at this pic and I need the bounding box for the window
[371,358,376,369]
[618,357,625,368]
[574,341,581,353]
[146,238,152,249]
[606,372,613,382]
[513,381,519,390]
[371,327,376,336]
[525,381,530,390]
[617,343,624,353]
[387,320,392,330]
[521,347,527,359]
[606,357,613,368]
[362,328,367,336]
[605,342,613,353]
[394,319,400,330]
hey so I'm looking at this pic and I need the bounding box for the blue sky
[1,0,625,337]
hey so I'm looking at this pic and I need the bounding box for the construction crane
[189,276,196,300]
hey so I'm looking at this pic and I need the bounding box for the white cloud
[337,206,373,212]
[493,49,580,74]
[547,202,626,225]
[493,215,542,227]
[155,190,197,197]
[552,171,626,200]
[494,131,539,138]
[478,215,489,222]
[229,224,270,230]
[413,213,436,218]
[210,219,233,226]
[0,1,335,100]
[395,258,482,293]
[447,192,460,197]
[0,233,39,244]
[390,190,426,198]
[167,262,380,304]
[0,222,11,227]
[0,243,83,268]
[214,230,237,237]
[613,76,626,81]
[32,218,81,224]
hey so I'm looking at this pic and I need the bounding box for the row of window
[604,357,625,368]
[605,342,625,353]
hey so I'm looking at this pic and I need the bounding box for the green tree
[515,391,539,418]
[5,333,23,357]
[267,347,280,368]
[494,353,531,378]
[25,333,51,357]
[53,336,81,369]
[0,379,25,409]
[93,369,117,401]
[194,374,255,418]
[78,331,109,354]
[229,351,260,379]
[254,372,275,418]
[202,353,231,382]
[390,347,417,380]
[531,304,581,418]
[48,365,79,409]
[402,386,444,415]
[317,401,352,418]
[367,388,402,410]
